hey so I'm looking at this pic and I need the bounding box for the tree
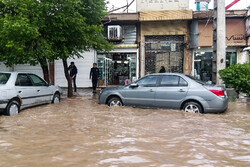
[0,0,112,97]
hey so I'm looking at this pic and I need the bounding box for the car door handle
[37,90,40,92]
[18,91,22,93]
[178,89,185,92]
[149,89,154,92]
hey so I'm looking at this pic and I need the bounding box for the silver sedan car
[0,72,62,116]
[99,73,228,113]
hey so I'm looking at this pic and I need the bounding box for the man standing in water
[90,63,99,93]
[68,62,78,92]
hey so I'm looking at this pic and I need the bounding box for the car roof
[0,71,31,74]
[147,73,187,76]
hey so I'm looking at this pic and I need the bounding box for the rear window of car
[185,75,205,85]
[0,73,11,85]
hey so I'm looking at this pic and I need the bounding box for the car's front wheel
[108,97,123,107]
[5,100,20,116]
[183,101,202,113]
[52,93,60,104]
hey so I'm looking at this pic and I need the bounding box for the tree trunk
[63,59,73,97]
[41,65,50,83]
[38,58,50,83]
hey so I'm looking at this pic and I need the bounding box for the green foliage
[219,62,250,96]
[0,0,112,66]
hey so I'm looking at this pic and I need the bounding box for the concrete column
[212,0,226,85]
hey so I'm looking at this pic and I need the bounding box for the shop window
[145,35,184,74]
[226,52,237,67]
[194,52,212,83]
[97,53,137,86]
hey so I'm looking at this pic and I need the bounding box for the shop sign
[139,10,192,21]
[137,0,189,12]
[114,44,138,48]
[246,16,250,37]
[198,19,246,47]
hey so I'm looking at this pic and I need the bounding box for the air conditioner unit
[108,25,122,41]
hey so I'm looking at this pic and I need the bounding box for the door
[124,75,159,107]
[155,75,189,109]
[28,74,53,104]
[15,74,38,107]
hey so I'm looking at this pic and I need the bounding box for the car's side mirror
[130,83,139,88]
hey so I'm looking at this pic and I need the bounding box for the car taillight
[210,90,225,97]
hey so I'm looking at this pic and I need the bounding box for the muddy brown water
[0,94,249,167]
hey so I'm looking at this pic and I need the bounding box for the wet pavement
[0,88,250,167]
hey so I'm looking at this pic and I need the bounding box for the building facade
[190,10,248,83]
[139,10,193,77]
[98,13,139,86]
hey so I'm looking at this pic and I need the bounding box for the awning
[243,47,250,51]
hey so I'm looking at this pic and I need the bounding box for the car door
[155,75,189,109]
[28,74,53,104]
[123,75,159,107]
[15,74,38,107]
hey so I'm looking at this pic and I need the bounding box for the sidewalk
[61,87,100,98]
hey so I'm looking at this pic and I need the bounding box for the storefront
[97,48,138,86]
[191,15,247,83]
[193,49,237,83]
[139,10,192,77]
[145,35,185,74]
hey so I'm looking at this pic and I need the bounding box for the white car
[0,72,62,116]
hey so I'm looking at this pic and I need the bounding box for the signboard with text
[137,0,189,12]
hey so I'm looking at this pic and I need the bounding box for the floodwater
[0,93,250,167]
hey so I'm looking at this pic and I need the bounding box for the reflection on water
[0,94,249,167]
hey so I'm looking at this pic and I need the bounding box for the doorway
[97,53,137,86]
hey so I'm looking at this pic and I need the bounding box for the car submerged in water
[0,72,62,116]
[99,73,228,114]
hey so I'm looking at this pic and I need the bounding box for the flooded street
[0,92,250,167]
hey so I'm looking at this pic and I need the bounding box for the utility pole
[212,0,226,85]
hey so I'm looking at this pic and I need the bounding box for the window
[15,74,33,86]
[160,75,188,87]
[226,52,237,67]
[136,75,158,87]
[179,78,188,86]
[160,75,179,86]
[194,52,212,83]
[0,73,11,85]
[29,74,47,86]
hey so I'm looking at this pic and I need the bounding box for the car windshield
[0,73,11,85]
[185,75,206,85]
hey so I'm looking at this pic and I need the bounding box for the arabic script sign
[137,0,189,12]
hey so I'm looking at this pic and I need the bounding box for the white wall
[0,62,43,78]
[54,50,95,87]
[0,62,10,72]
[14,64,43,78]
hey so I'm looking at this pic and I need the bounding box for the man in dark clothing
[159,66,166,73]
[68,62,78,92]
[90,63,99,93]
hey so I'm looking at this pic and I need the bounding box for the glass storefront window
[194,51,237,83]
[145,35,184,75]
[97,53,137,86]
[194,52,212,83]
[226,52,237,67]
